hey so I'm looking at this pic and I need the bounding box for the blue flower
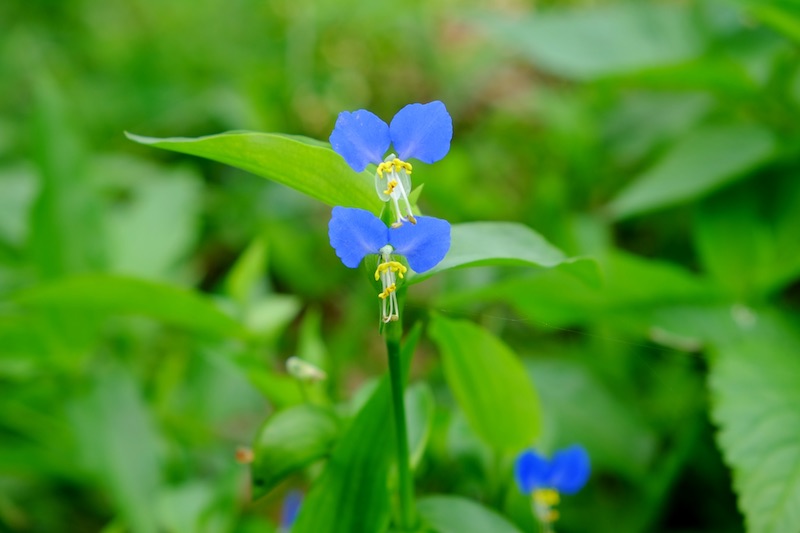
[514,445,590,526]
[329,206,450,322]
[279,490,302,532]
[329,101,452,226]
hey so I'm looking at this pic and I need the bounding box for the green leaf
[292,325,421,533]
[471,3,702,80]
[250,404,339,500]
[68,364,161,533]
[411,222,600,287]
[417,495,524,533]
[405,382,435,470]
[428,315,541,453]
[126,131,382,213]
[225,236,269,307]
[706,314,800,533]
[13,275,244,337]
[608,125,776,220]
[693,176,800,299]
[94,154,203,280]
[748,1,800,43]
[31,75,105,278]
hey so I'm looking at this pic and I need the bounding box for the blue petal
[388,216,450,273]
[389,101,453,163]
[548,445,590,495]
[330,109,390,172]
[328,207,388,268]
[280,490,303,529]
[514,449,550,495]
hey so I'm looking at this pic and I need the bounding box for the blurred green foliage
[3,0,800,531]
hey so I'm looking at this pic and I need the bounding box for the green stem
[385,320,416,532]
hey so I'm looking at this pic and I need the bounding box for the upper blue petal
[328,207,389,268]
[329,109,391,172]
[389,101,453,163]
[514,449,550,495]
[388,216,451,273]
[547,445,591,495]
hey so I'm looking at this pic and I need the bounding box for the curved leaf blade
[418,495,524,533]
[411,222,599,286]
[12,274,244,337]
[126,131,382,213]
[428,315,541,453]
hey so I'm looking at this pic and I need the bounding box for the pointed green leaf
[292,325,421,533]
[428,316,541,453]
[411,222,600,287]
[126,132,382,213]
[608,125,775,220]
[418,495,524,533]
[250,405,339,500]
[12,275,244,337]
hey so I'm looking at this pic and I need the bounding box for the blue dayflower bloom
[329,206,450,322]
[330,101,452,226]
[279,490,302,532]
[514,445,590,526]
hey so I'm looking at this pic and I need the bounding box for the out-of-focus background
[3,0,800,531]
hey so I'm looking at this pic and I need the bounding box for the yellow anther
[394,159,412,174]
[376,158,413,178]
[374,261,407,281]
[533,489,560,507]
[384,179,398,195]
[378,283,397,299]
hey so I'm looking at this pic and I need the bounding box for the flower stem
[384,320,416,532]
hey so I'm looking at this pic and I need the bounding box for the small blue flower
[330,101,452,226]
[279,490,302,532]
[329,206,450,322]
[514,445,590,526]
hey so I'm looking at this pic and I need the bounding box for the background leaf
[13,275,244,337]
[470,3,703,80]
[707,314,800,533]
[250,405,339,499]
[608,125,775,219]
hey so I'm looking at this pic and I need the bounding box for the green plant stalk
[384,319,417,531]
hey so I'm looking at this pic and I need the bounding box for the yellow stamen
[384,179,398,195]
[533,489,560,507]
[374,261,407,281]
[376,158,413,178]
[378,283,397,299]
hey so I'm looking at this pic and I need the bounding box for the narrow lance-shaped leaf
[428,315,541,453]
[292,324,422,533]
[126,132,382,213]
[410,222,600,287]
[418,495,524,533]
[13,275,245,338]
